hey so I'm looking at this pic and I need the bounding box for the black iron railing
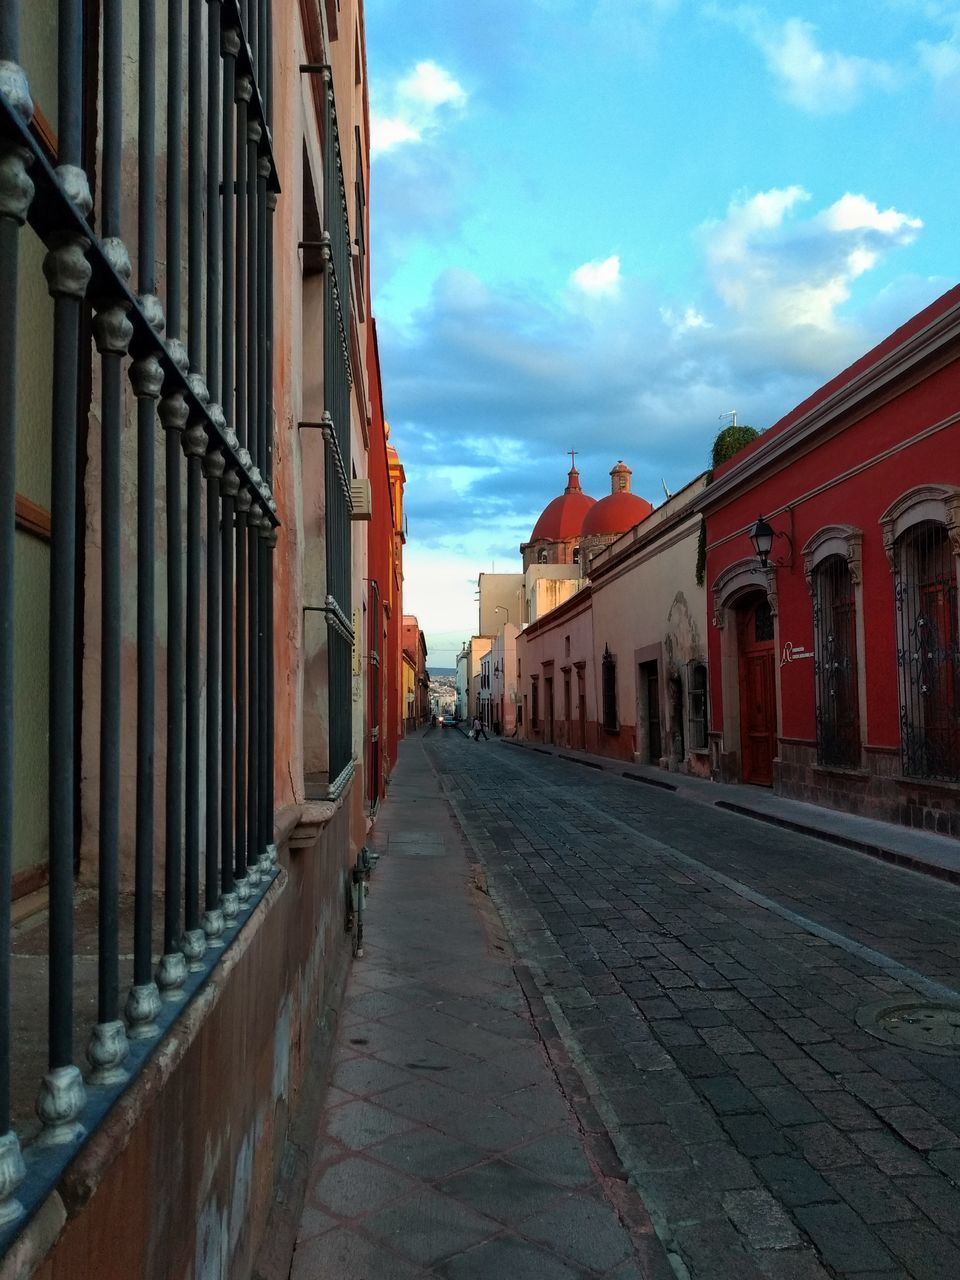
[0,0,280,1236]
[321,65,355,798]
[894,521,960,783]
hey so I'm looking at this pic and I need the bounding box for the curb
[715,799,960,887]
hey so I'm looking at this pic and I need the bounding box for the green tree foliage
[695,424,761,587]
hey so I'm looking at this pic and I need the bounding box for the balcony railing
[0,0,280,1238]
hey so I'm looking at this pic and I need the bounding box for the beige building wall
[478,572,523,634]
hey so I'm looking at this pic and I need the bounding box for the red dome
[581,490,653,538]
[529,466,596,541]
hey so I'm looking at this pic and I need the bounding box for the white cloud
[661,305,712,336]
[715,8,898,112]
[702,186,923,331]
[371,60,467,156]
[570,254,621,295]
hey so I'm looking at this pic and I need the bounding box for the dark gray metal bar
[126,0,163,1044]
[235,496,250,892]
[203,444,225,945]
[220,23,239,917]
[158,0,188,1001]
[37,0,92,1120]
[183,0,208,969]
[182,420,207,968]
[0,0,31,1214]
[87,0,132,1089]
[247,511,260,869]
[206,0,222,403]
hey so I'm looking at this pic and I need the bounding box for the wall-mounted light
[749,513,793,570]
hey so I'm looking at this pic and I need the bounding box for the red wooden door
[738,597,777,786]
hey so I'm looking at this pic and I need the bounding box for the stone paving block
[698,1075,761,1116]
[722,1187,803,1249]
[520,1193,636,1272]
[363,1189,499,1267]
[439,1234,583,1280]
[788,1122,862,1170]
[896,1173,960,1235]
[366,1130,487,1182]
[721,1113,793,1158]
[332,1056,418,1099]
[852,1129,937,1177]
[505,1132,596,1188]
[291,1227,428,1280]
[794,1203,895,1272]
[844,1072,911,1110]
[620,1123,693,1172]
[929,1146,960,1182]
[776,1058,842,1092]
[879,1104,960,1151]
[753,1248,833,1279]
[811,1089,882,1131]
[876,1219,960,1280]
[440,1158,570,1226]
[326,1099,422,1150]
[669,1046,729,1078]
[754,1085,822,1126]
[673,1217,768,1279]
[729,1055,791,1089]
[689,1141,759,1191]
[310,1155,422,1217]
[662,1100,726,1145]
[753,1155,838,1207]
[700,1027,757,1057]
[823,1166,917,1225]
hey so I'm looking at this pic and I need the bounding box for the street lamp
[749,514,793,570]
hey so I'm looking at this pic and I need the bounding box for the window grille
[687,662,708,750]
[0,0,280,1230]
[602,645,618,731]
[893,521,960,782]
[320,67,354,797]
[813,555,860,768]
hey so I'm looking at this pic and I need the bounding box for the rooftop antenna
[661,478,672,500]
[719,410,738,428]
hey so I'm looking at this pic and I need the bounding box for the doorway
[545,676,554,744]
[737,594,777,785]
[640,660,661,762]
[576,667,586,749]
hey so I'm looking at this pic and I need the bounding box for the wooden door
[577,670,586,748]
[738,597,777,786]
[545,677,554,744]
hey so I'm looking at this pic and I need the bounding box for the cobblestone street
[427,731,960,1280]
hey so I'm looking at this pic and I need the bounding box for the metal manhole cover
[856,998,960,1055]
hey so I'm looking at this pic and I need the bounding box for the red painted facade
[703,287,960,834]
[366,319,403,808]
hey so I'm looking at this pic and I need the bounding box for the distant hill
[430,667,457,678]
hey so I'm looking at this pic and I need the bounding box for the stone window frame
[710,556,782,778]
[879,483,960,782]
[801,524,867,769]
[879,484,960,566]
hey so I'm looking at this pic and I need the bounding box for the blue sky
[365,0,960,668]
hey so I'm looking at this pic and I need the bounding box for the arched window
[538,548,548,564]
[813,555,860,768]
[893,521,959,781]
[601,645,618,731]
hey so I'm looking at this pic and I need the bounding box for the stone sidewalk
[287,734,671,1279]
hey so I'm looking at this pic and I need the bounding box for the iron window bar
[0,0,282,1239]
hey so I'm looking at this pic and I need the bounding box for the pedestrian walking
[472,715,488,741]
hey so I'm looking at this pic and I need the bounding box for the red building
[702,287,960,836]
[365,320,404,811]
